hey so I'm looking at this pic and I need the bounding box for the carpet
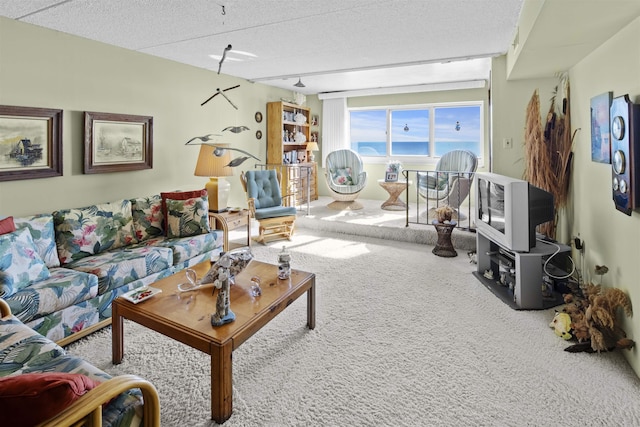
[66,229,640,426]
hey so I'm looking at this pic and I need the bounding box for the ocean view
[351,141,480,157]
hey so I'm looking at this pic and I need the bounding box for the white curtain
[321,98,348,168]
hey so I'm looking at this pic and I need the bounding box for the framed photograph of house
[590,92,612,164]
[84,111,153,174]
[0,105,63,182]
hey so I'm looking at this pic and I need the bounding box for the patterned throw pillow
[332,167,354,185]
[14,214,61,268]
[160,189,208,235]
[165,196,211,238]
[0,228,51,297]
[131,195,164,241]
[53,199,137,264]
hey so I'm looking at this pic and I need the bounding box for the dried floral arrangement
[558,265,635,353]
[524,73,578,239]
[434,205,454,223]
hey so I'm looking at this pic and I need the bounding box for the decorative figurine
[210,252,236,327]
[278,246,291,279]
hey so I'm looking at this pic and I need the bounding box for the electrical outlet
[503,138,513,149]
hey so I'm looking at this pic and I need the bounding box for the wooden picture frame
[84,111,153,174]
[0,105,63,182]
[590,92,612,164]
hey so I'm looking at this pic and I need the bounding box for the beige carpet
[66,229,640,426]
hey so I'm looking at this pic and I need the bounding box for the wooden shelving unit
[266,101,318,205]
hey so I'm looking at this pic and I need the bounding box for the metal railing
[402,169,476,232]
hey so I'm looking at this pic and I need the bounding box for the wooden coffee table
[112,260,316,423]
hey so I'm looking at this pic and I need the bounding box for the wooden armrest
[247,198,256,217]
[38,374,161,427]
[0,299,11,319]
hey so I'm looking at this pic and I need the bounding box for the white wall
[569,16,640,375]
[0,17,293,216]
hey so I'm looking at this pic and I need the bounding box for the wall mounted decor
[590,92,612,163]
[0,105,62,182]
[256,130,262,140]
[255,112,263,123]
[84,111,153,174]
[610,94,640,215]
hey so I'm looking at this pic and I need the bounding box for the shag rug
[66,229,640,426]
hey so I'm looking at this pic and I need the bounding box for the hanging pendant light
[294,78,306,88]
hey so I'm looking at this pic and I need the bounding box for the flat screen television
[475,172,554,252]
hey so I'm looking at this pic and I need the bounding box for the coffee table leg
[307,277,316,330]
[211,341,233,423]
[112,301,124,364]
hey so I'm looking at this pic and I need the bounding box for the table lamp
[306,141,319,162]
[194,144,233,212]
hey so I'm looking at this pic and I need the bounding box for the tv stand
[473,231,570,310]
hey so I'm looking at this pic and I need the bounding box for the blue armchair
[324,149,368,210]
[240,169,297,244]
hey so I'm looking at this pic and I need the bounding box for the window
[349,102,482,160]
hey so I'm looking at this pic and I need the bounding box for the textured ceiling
[0,0,524,94]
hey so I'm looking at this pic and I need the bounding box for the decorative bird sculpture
[222,126,250,133]
[184,134,219,145]
[185,136,261,167]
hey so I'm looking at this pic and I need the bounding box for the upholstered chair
[240,169,296,244]
[417,149,478,219]
[324,149,368,210]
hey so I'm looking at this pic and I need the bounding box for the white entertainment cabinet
[473,231,571,310]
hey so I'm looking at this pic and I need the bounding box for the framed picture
[590,92,612,164]
[385,172,398,182]
[311,115,319,127]
[84,111,153,174]
[0,105,62,182]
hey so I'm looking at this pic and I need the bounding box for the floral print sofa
[0,299,160,426]
[0,191,223,344]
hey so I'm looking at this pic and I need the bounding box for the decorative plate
[122,286,162,304]
[255,111,263,123]
[256,130,262,139]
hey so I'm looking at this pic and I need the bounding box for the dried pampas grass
[524,73,577,239]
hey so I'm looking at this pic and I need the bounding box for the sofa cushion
[140,231,223,265]
[5,267,99,325]
[0,229,51,298]
[131,194,164,241]
[165,196,211,238]
[331,167,354,185]
[65,245,173,295]
[160,189,207,234]
[53,199,137,264]
[0,216,15,235]
[0,372,100,427]
[14,214,61,268]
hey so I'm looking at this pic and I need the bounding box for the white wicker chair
[324,149,368,210]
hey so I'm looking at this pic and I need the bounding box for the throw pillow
[331,167,354,185]
[160,189,208,235]
[0,228,51,298]
[0,372,100,427]
[131,194,164,241]
[0,216,15,235]
[53,199,137,264]
[165,195,211,238]
[14,214,61,268]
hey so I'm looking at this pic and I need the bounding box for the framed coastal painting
[0,105,63,182]
[590,92,612,164]
[84,111,153,174]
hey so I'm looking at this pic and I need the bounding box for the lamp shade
[194,144,233,213]
[306,141,319,152]
[194,144,233,177]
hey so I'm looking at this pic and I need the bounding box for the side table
[432,220,457,257]
[377,179,412,210]
[208,209,251,251]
